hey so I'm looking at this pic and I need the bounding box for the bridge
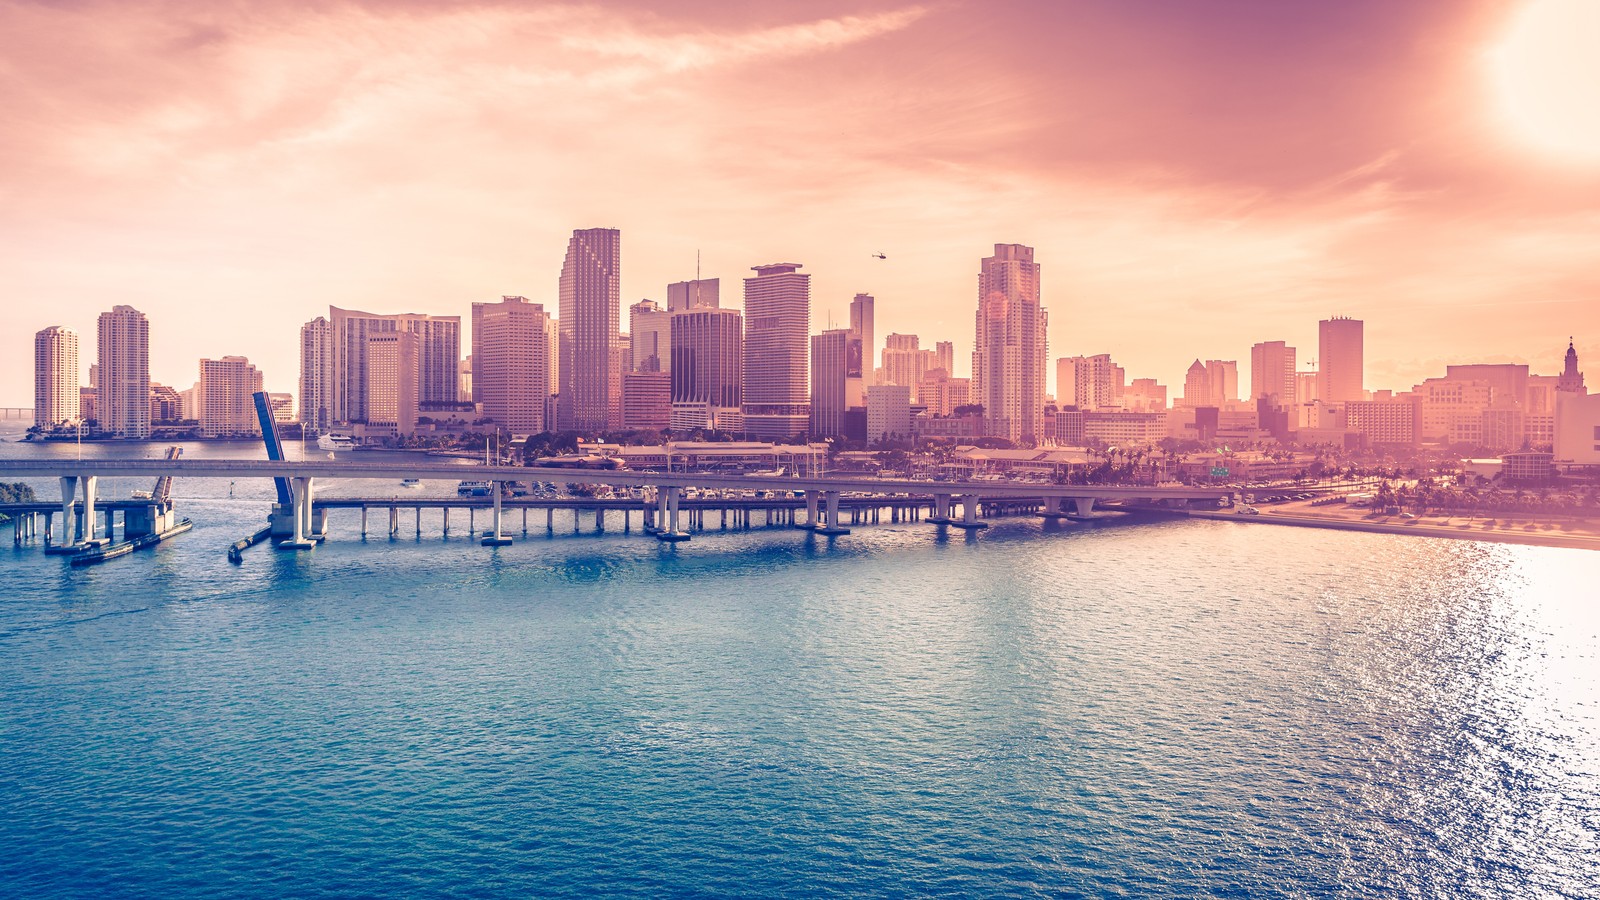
[0,407,32,421]
[0,457,1230,553]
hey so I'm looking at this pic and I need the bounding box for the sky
[3,0,1599,408]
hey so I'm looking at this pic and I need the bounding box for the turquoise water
[2,435,1598,898]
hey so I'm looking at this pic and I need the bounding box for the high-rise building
[629,299,672,373]
[1318,317,1364,404]
[671,307,743,429]
[918,369,972,417]
[1557,338,1586,394]
[667,278,719,312]
[742,263,811,440]
[1182,360,1210,408]
[849,293,874,380]
[973,244,1047,444]
[1124,378,1167,412]
[866,384,912,445]
[810,328,850,437]
[558,227,622,432]
[1250,341,1297,407]
[97,305,151,439]
[299,316,333,433]
[621,371,671,431]
[33,326,79,429]
[1056,354,1121,410]
[881,334,939,396]
[935,341,954,378]
[472,296,553,434]
[366,331,420,437]
[1205,360,1239,407]
[329,307,459,424]
[199,356,264,438]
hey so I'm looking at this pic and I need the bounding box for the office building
[621,371,671,431]
[1250,341,1297,407]
[557,227,622,431]
[866,384,912,445]
[671,307,743,431]
[742,263,811,440]
[472,295,553,434]
[97,305,151,439]
[973,244,1047,444]
[330,307,459,425]
[811,328,850,437]
[33,326,79,430]
[1318,316,1364,404]
[667,278,719,312]
[366,331,420,437]
[1056,354,1122,410]
[630,299,672,373]
[849,293,875,379]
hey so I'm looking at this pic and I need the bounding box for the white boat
[317,433,358,451]
[401,478,423,489]
[458,480,492,496]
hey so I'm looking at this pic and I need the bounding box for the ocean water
[2,434,1598,898]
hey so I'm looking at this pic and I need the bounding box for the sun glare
[1491,0,1600,161]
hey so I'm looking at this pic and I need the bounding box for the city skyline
[4,0,1599,407]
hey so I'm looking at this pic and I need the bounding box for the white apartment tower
[329,307,459,424]
[472,295,553,434]
[34,326,80,429]
[742,263,811,440]
[973,244,1047,444]
[559,227,623,432]
[97,305,151,439]
[299,316,333,433]
[199,356,264,437]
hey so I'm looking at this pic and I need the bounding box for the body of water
[2,433,1597,897]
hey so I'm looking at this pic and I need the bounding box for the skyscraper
[849,292,874,380]
[667,278,719,312]
[742,263,811,440]
[1318,317,1364,404]
[1182,360,1210,408]
[973,244,1047,444]
[1056,354,1121,410]
[472,296,553,434]
[199,356,264,437]
[366,331,420,437]
[34,326,79,430]
[629,299,671,373]
[299,316,333,433]
[97,305,150,439]
[1205,360,1239,406]
[1250,341,1297,407]
[671,307,742,431]
[329,307,459,424]
[935,341,955,378]
[559,227,622,432]
[810,328,850,437]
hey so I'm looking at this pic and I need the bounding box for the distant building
[366,331,420,437]
[330,307,459,425]
[866,384,912,445]
[33,326,79,429]
[1318,316,1364,404]
[849,293,875,381]
[1056,354,1122,410]
[742,263,811,440]
[1557,338,1586,394]
[1123,377,1167,412]
[810,328,850,438]
[149,383,183,424]
[299,316,333,433]
[667,278,719,312]
[1054,409,1167,448]
[918,369,971,417]
[621,371,671,431]
[199,356,264,438]
[557,227,623,432]
[1345,397,1419,449]
[1250,341,1297,407]
[629,299,671,373]
[973,243,1047,444]
[671,306,742,432]
[268,393,294,424]
[1554,390,1600,468]
[472,296,553,434]
[97,305,150,439]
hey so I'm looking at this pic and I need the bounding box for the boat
[317,432,358,451]
[401,478,423,489]
[457,480,492,496]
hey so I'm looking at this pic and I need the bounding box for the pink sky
[3,0,1598,407]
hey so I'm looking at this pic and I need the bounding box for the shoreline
[1183,507,1600,552]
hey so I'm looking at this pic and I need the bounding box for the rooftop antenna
[696,249,701,282]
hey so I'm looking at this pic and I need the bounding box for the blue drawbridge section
[253,391,295,506]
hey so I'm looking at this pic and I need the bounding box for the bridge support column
[1041,496,1072,520]
[954,493,988,530]
[278,476,316,550]
[443,508,450,536]
[80,476,99,544]
[928,493,952,525]
[482,481,512,546]
[656,486,689,542]
[58,478,76,545]
[817,490,850,535]
[1073,498,1095,518]
[798,490,820,529]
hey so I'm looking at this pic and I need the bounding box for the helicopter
[871,251,887,259]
